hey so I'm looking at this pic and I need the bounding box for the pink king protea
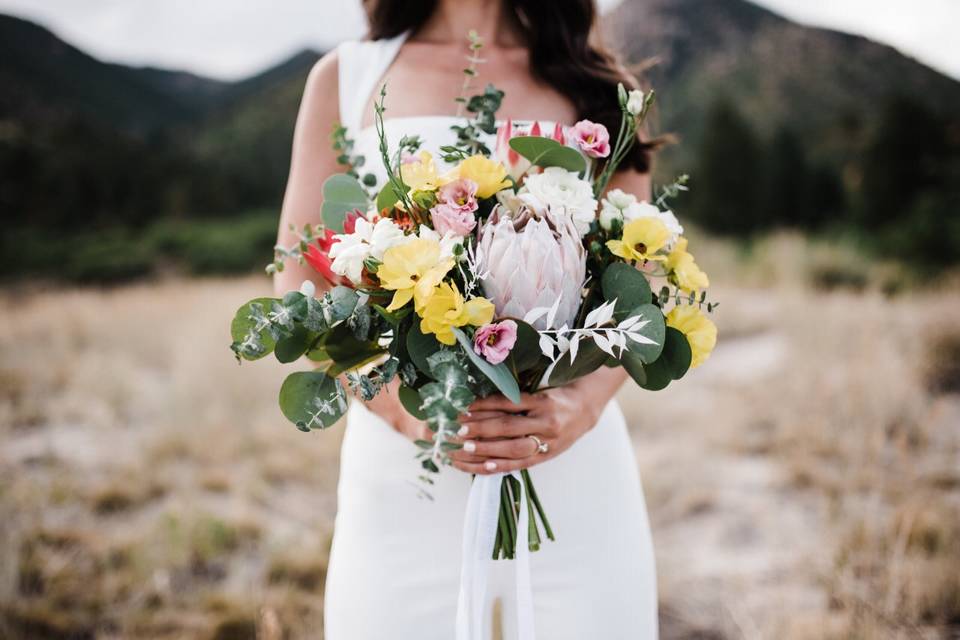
[476,198,586,330]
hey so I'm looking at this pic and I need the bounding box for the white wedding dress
[323,34,658,640]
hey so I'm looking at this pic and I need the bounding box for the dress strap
[337,31,410,135]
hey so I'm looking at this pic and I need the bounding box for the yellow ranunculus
[606,217,671,263]
[378,238,453,311]
[453,155,512,198]
[400,151,440,194]
[419,282,495,345]
[665,237,710,293]
[666,305,717,369]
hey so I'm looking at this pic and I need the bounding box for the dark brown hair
[363,0,654,173]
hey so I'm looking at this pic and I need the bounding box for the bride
[275,0,658,637]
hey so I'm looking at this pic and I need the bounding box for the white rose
[598,201,624,231]
[626,89,645,116]
[329,217,407,284]
[625,201,685,245]
[603,188,637,212]
[521,167,598,236]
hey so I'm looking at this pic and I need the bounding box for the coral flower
[419,282,495,345]
[666,305,718,369]
[606,217,671,264]
[377,238,454,311]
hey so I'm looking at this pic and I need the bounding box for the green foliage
[230,297,279,361]
[508,136,586,174]
[320,174,368,232]
[451,328,521,404]
[418,351,476,436]
[398,384,427,420]
[406,322,443,375]
[507,320,545,373]
[623,304,666,364]
[622,327,692,391]
[546,340,608,387]
[601,262,654,318]
[278,371,347,431]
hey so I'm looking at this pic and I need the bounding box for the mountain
[0,14,213,133]
[605,0,960,168]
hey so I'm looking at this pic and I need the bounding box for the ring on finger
[527,434,549,455]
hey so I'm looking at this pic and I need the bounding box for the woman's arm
[274,51,430,443]
[273,51,341,298]
[449,168,651,474]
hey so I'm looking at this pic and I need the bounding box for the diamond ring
[528,434,549,455]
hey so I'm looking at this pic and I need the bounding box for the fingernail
[463,441,476,453]
[484,461,497,471]
[457,425,469,437]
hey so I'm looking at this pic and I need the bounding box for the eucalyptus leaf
[545,338,608,387]
[375,182,404,212]
[509,136,586,173]
[452,327,521,404]
[230,297,279,361]
[399,384,427,420]
[274,325,313,364]
[321,174,368,232]
[323,323,385,374]
[279,371,348,431]
[601,262,654,318]
[623,303,666,364]
[658,326,693,380]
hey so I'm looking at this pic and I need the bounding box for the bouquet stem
[491,471,554,560]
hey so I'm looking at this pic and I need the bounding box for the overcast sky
[1,0,957,81]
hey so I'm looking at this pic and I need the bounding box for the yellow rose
[666,305,718,369]
[419,282,495,345]
[453,155,512,198]
[400,151,440,194]
[606,217,671,263]
[378,239,454,311]
[664,237,710,293]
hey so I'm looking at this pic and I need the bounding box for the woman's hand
[449,367,627,475]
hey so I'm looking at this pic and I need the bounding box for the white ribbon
[456,471,536,640]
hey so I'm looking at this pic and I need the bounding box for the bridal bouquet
[230,71,718,560]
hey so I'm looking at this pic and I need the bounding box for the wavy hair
[363,0,655,173]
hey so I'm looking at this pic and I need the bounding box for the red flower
[302,210,362,286]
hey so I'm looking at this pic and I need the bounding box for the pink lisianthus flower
[430,178,479,236]
[473,320,518,365]
[570,119,610,158]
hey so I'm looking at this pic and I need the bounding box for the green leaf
[230,297,279,361]
[398,384,427,420]
[658,326,693,380]
[274,325,313,363]
[406,321,443,375]
[321,174,368,232]
[322,324,385,375]
[419,351,476,434]
[621,328,689,391]
[601,262,653,319]
[279,371,348,431]
[545,339,608,387]
[508,136,586,173]
[375,181,404,212]
[507,319,544,373]
[452,327,521,404]
[623,303,666,364]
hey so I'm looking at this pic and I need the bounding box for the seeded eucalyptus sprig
[441,30,505,162]
[331,122,377,189]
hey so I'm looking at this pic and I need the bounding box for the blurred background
[0,0,958,638]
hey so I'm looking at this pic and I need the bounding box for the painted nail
[484,461,497,471]
[463,441,476,453]
[457,425,469,437]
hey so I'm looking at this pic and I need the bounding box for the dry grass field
[1,232,959,639]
